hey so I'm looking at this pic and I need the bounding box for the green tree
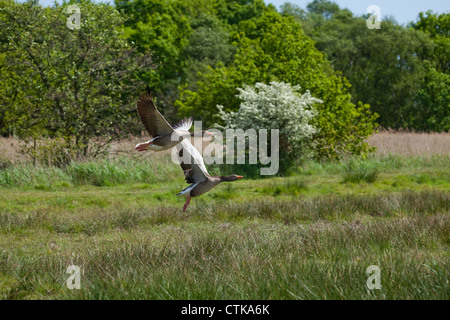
[116,0,271,123]
[298,3,432,129]
[177,11,378,160]
[161,11,235,121]
[280,1,306,20]
[115,0,192,123]
[282,2,449,131]
[182,13,235,93]
[306,0,340,19]
[0,1,152,163]
[412,11,449,74]
[414,62,450,131]
[212,0,271,26]
[411,11,450,131]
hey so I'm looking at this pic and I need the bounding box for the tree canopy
[0,0,447,165]
[282,1,449,132]
[0,0,152,163]
[176,9,378,159]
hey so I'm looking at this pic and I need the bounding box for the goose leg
[183,197,192,213]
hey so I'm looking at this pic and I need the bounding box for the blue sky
[21,0,450,25]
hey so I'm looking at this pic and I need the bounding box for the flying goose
[176,139,243,212]
[135,91,213,152]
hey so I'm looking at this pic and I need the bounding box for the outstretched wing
[137,91,173,137]
[178,139,209,184]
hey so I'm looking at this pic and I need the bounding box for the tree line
[281,1,449,132]
[0,0,448,166]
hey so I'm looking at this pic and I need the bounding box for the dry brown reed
[367,130,450,157]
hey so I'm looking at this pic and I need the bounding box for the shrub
[218,81,320,174]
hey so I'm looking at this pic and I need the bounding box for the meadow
[0,132,449,299]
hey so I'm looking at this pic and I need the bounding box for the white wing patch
[177,182,199,197]
[172,117,193,132]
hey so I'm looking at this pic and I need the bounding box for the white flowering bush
[218,81,322,173]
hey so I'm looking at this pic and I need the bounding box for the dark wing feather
[178,148,208,184]
[137,91,173,137]
[179,150,195,184]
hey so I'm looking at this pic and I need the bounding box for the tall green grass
[1,210,448,299]
[1,190,447,234]
[299,154,450,176]
[0,152,448,300]
[0,154,449,188]
[0,156,181,188]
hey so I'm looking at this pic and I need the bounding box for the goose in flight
[176,139,243,212]
[135,91,213,152]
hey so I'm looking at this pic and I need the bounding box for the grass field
[0,133,449,299]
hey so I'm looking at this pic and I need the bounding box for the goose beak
[236,175,244,179]
[135,141,152,152]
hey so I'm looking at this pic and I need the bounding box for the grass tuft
[263,178,308,196]
[342,158,380,183]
